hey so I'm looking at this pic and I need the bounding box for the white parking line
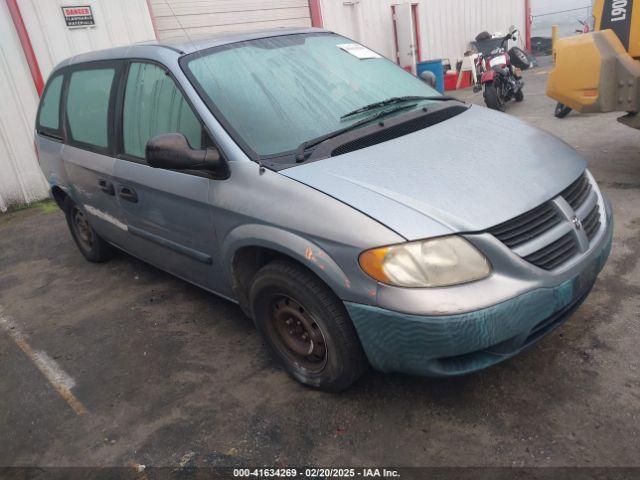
[0,308,88,416]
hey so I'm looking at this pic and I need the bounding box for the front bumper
[345,212,613,378]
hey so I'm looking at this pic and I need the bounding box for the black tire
[508,47,531,70]
[555,102,572,118]
[250,260,368,391]
[515,89,524,102]
[484,82,505,112]
[64,198,114,263]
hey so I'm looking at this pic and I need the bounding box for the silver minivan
[36,28,613,391]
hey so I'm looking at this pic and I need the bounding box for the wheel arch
[50,185,70,210]
[223,225,355,318]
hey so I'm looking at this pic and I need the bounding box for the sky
[531,0,594,38]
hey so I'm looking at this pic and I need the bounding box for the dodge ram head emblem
[571,215,583,231]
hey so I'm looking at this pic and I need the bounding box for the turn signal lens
[359,236,491,288]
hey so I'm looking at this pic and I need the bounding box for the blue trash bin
[416,59,444,93]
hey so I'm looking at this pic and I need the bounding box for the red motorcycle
[472,29,531,111]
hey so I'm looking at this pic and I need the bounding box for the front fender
[221,224,368,302]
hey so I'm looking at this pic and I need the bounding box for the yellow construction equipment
[547,0,640,128]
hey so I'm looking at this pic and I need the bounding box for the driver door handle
[118,185,138,203]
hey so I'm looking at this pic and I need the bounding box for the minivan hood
[282,105,586,241]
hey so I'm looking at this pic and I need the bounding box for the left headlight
[359,236,492,288]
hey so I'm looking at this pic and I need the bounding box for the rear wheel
[250,260,368,391]
[64,198,114,263]
[484,81,505,111]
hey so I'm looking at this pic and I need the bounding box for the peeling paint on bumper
[346,227,613,378]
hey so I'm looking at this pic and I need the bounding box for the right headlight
[359,236,492,288]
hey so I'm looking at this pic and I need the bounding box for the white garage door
[150,0,312,39]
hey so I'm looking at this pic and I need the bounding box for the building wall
[150,0,312,39]
[320,0,527,66]
[19,0,156,80]
[421,0,527,62]
[0,0,155,211]
[0,0,47,210]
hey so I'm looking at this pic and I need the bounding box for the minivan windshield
[183,33,444,158]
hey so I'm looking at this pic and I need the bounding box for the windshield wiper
[295,103,418,161]
[340,95,459,120]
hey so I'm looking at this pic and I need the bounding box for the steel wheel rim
[73,207,94,251]
[268,295,327,373]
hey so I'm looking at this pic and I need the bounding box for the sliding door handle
[98,179,115,195]
[118,186,138,203]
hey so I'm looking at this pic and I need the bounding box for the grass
[0,199,60,227]
[37,200,59,214]
[1,199,59,216]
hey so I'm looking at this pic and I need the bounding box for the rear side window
[66,68,116,149]
[37,74,63,132]
[122,62,203,159]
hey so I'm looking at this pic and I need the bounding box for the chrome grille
[561,173,591,209]
[488,203,560,248]
[524,232,579,270]
[489,173,604,271]
[583,204,601,240]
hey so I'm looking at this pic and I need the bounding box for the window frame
[36,70,67,141]
[114,58,216,167]
[62,59,123,156]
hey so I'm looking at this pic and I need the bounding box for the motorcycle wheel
[484,82,505,112]
[555,103,572,118]
[515,89,524,102]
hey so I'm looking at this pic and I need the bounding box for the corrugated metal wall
[422,0,526,62]
[150,0,312,39]
[0,0,155,211]
[19,0,156,79]
[0,0,47,211]
[320,0,526,65]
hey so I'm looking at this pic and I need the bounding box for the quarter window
[123,62,203,159]
[66,68,116,149]
[37,74,63,132]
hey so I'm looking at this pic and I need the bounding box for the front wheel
[250,260,368,391]
[515,89,524,102]
[484,82,505,111]
[555,102,572,118]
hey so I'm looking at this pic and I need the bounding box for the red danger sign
[61,5,95,27]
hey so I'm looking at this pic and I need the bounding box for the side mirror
[145,133,229,179]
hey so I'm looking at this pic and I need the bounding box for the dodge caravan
[36,28,613,391]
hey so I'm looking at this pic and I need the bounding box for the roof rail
[136,42,185,55]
